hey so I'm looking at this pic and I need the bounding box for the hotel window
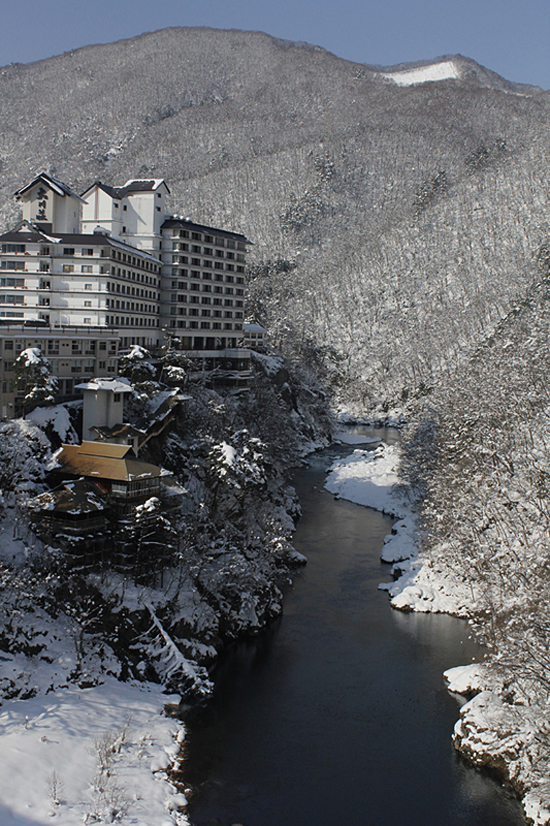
[1,261,24,270]
[0,278,24,287]
[1,244,25,253]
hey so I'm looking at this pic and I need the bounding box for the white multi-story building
[81,179,170,254]
[0,171,253,416]
[0,221,161,335]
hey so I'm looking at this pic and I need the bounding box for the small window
[84,284,93,290]
[63,248,75,256]
[81,265,92,273]
[62,264,74,273]
[113,393,121,403]
[123,205,127,211]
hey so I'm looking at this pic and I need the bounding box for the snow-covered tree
[118,344,157,386]
[158,332,192,386]
[13,348,57,418]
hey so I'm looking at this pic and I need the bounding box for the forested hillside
[0,27,549,411]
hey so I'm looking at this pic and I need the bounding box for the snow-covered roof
[14,173,87,203]
[121,179,169,194]
[81,178,170,200]
[1,220,63,244]
[75,377,133,394]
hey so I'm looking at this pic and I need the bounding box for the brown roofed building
[55,441,161,504]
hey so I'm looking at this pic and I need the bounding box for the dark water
[184,430,525,826]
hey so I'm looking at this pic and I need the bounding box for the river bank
[325,438,548,826]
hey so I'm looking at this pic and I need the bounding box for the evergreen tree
[13,347,57,418]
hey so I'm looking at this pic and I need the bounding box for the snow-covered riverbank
[0,678,187,825]
[324,440,550,826]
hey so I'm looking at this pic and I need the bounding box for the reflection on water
[184,432,524,826]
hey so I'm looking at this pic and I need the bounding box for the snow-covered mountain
[2,29,550,822]
[0,27,548,412]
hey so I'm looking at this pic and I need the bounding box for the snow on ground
[323,443,473,614]
[324,444,408,517]
[385,555,475,615]
[444,663,486,697]
[27,405,76,443]
[322,441,478,615]
[250,351,285,377]
[381,60,461,86]
[0,678,188,825]
[450,677,550,826]
[380,517,417,563]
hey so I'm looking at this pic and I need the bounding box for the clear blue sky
[1,0,549,89]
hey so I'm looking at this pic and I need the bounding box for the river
[183,431,525,826]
